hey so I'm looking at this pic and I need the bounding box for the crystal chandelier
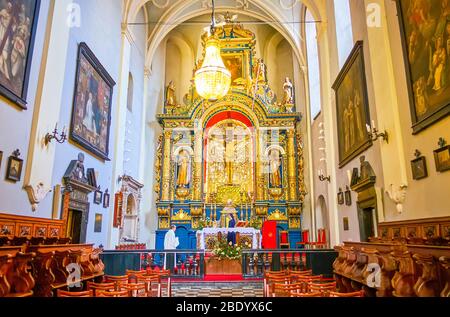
[194,0,231,102]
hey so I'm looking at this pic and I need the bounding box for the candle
[372,120,376,129]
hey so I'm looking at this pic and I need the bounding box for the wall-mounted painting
[333,41,372,168]
[396,0,450,134]
[0,0,41,109]
[94,214,102,233]
[222,53,245,84]
[70,42,115,161]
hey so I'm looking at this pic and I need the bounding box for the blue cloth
[227,217,236,245]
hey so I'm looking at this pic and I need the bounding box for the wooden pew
[27,244,104,296]
[0,247,35,297]
[334,242,450,297]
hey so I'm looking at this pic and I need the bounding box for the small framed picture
[87,168,97,188]
[103,190,110,208]
[6,155,23,182]
[343,217,349,231]
[345,187,352,206]
[411,156,428,180]
[94,190,103,205]
[434,145,450,173]
[337,189,344,205]
[94,214,102,233]
[0,151,3,170]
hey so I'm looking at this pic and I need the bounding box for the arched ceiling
[123,0,327,69]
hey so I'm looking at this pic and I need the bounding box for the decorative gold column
[287,129,298,201]
[193,126,203,201]
[256,130,265,201]
[161,130,172,201]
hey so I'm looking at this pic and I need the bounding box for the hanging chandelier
[194,0,231,102]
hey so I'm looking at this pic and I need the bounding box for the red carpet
[174,275,262,283]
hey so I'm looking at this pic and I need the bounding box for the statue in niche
[282,77,295,105]
[359,155,375,181]
[176,149,191,188]
[269,149,282,188]
[165,81,180,114]
[254,58,267,84]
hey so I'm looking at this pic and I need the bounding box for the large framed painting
[396,0,450,134]
[333,41,372,168]
[70,42,115,161]
[0,0,41,109]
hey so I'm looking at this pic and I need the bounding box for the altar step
[174,274,262,283]
[171,282,264,298]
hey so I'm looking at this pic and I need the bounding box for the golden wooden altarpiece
[154,19,306,248]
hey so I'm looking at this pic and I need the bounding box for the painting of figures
[0,0,40,109]
[396,0,450,133]
[222,55,243,83]
[333,41,372,168]
[70,43,115,161]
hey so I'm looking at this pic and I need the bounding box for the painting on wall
[434,145,450,172]
[0,0,41,109]
[343,217,349,231]
[6,155,23,182]
[70,43,116,161]
[222,54,244,83]
[94,214,102,233]
[333,41,372,168]
[411,156,428,180]
[396,0,450,133]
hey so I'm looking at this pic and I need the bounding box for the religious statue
[165,81,178,114]
[227,214,237,245]
[221,199,239,227]
[359,155,375,181]
[176,149,191,188]
[269,149,282,188]
[254,58,267,84]
[282,77,294,105]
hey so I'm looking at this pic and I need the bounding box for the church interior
[0,0,449,299]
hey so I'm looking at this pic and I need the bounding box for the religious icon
[223,55,243,82]
[70,43,115,161]
[396,0,450,133]
[94,214,102,233]
[0,0,41,109]
[434,145,450,172]
[176,149,191,188]
[268,148,282,188]
[411,155,428,180]
[333,41,372,168]
[282,77,295,105]
[6,153,23,182]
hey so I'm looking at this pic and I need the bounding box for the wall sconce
[318,169,331,182]
[366,121,388,143]
[45,124,67,145]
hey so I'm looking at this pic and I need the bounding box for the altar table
[197,228,261,250]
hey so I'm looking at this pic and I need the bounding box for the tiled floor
[171,282,264,297]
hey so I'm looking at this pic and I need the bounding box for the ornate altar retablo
[154,17,306,250]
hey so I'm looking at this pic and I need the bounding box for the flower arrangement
[212,237,243,261]
[197,217,213,230]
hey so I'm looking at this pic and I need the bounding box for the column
[255,130,265,201]
[286,129,298,201]
[193,124,203,201]
[23,0,74,212]
[161,130,172,201]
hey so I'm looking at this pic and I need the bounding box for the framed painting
[343,217,349,231]
[337,188,344,205]
[103,189,110,208]
[333,41,372,168]
[222,53,247,85]
[396,0,450,134]
[0,0,41,109]
[434,145,450,172]
[0,151,2,170]
[411,156,428,180]
[94,190,102,205]
[6,155,23,182]
[70,42,115,161]
[94,214,102,233]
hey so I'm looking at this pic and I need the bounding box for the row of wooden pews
[0,243,104,297]
[333,242,450,297]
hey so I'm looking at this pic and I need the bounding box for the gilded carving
[172,209,191,221]
[289,217,301,229]
[267,209,288,221]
